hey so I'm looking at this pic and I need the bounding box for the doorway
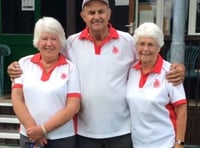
[0,0,67,93]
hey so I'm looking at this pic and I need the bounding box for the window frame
[188,0,200,35]
[134,0,165,33]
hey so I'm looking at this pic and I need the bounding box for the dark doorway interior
[41,0,67,34]
[2,0,34,34]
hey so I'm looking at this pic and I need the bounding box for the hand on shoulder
[7,61,23,80]
[166,63,185,86]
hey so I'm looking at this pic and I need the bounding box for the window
[188,0,200,35]
[135,0,173,35]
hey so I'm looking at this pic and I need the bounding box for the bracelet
[41,125,47,136]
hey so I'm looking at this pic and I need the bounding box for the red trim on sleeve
[12,84,23,89]
[67,93,81,98]
[173,99,187,106]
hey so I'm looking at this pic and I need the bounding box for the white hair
[33,17,66,49]
[133,22,164,47]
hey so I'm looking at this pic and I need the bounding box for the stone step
[0,146,20,148]
[0,115,19,124]
[0,130,20,139]
[0,98,12,107]
[0,94,11,100]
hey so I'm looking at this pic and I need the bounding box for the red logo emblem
[153,79,160,88]
[113,46,119,54]
[61,73,67,79]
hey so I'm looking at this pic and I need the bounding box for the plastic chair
[166,45,200,77]
[0,44,11,96]
[184,45,200,77]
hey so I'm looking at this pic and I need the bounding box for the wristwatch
[177,140,185,145]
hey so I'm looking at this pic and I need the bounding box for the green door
[0,0,67,94]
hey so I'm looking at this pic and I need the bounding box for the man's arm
[7,61,23,80]
[166,63,185,86]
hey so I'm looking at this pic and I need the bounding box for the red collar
[133,55,163,74]
[31,53,67,66]
[79,24,119,40]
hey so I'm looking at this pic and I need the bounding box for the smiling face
[136,37,161,65]
[38,32,61,63]
[81,0,111,34]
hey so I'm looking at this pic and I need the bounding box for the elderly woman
[11,17,81,148]
[126,22,187,148]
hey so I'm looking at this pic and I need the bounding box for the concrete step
[0,94,11,100]
[0,115,19,124]
[0,146,20,148]
[0,98,12,107]
[0,130,20,139]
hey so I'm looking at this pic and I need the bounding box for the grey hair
[33,17,66,49]
[133,22,164,48]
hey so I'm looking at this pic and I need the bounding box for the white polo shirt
[64,25,138,138]
[12,53,81,139]
[126,55,187,148]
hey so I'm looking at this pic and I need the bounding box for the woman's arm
[11,88,37,129]
[174,103,187,148]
